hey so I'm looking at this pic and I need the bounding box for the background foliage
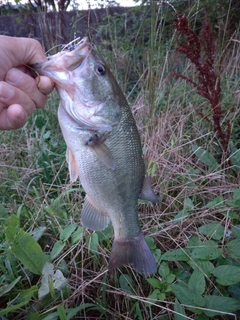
[0,0,240,319]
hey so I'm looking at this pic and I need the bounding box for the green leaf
[203,295,240,317]
[203,196,224,209]
[132,302,144,320]
[228,284,240,300]
[15,286,38,303]
[187,235,202,249]
[166,273,176,284]
[198,223,224,241]
[190,240,222,260]
[0,286,37,315]
[146,236,156,250]
[174,299,187,320]
[188,269,205,295]
[192,145,219,170]
[174,209,189,224]
[42,311,60,320]
[232,188,240,201]
[188,260,215,277]
[0,276,21,297]
[213,265,240,285]
[162,249,189,262]
[5,214,20,227]
[60,224,78,241]
[66,305,96,319]
[0,203,7,215]
[171,283,204,308]
[174,197,194,224]
[231,225,240,238]
[147,289,165,305]
[71,227,83,244]
[6,227,49,275]
[146,278,162,289]
[57,305,67,320]
[28,312,41,320]
[227,239,240,259]
[31,226,47,241]
[158,261,170,277]
[119,274,133,293]
[230,149,240,168]
[89,233,99,255]
[50,240,66,261]
[0,204,8,225]
[221,210,239,219]
[97,224,113,241]
[225,198,240,207]
[153,248,162,262]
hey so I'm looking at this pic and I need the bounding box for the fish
[33,37,159,275]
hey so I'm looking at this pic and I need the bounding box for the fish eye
[95,64,106,75]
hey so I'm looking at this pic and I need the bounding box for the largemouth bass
[33,37,159,275]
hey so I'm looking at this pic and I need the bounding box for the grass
[1,1,240,319]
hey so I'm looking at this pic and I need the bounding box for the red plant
[173,14,230,157]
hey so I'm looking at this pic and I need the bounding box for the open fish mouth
[32,37,92,74]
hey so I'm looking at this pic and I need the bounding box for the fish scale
[33,37,159,275]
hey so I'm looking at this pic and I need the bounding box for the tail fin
[108,232,157,276]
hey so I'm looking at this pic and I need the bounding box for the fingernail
[0,82,14,100]
[16,107,26,120]
[6,68,23,84]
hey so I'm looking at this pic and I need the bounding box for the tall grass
[1,1,240,319]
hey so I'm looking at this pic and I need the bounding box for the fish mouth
[31,37,92,75]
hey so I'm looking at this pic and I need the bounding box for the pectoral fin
[66,148,79,183]
[81,196,110,231]
[139,175,160,204]
[86,134,115,170]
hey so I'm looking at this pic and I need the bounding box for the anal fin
[139,175,160,204]
[81,196,110,231]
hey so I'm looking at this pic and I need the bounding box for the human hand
[0,36,54,130]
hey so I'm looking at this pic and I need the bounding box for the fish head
[33,37,123,132]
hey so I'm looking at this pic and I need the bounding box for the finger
[5,68,48,109]
[37,75,55,96]
[1,36,47,66]
[0,81,36,116]
[0,104,28,130]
